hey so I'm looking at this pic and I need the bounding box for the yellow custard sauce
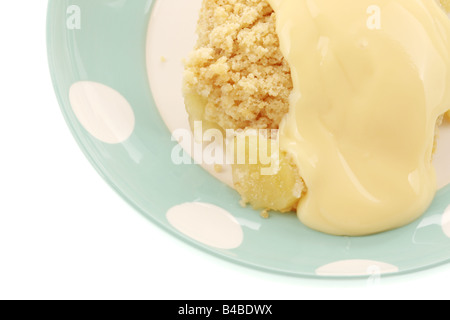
[269,0,450,235]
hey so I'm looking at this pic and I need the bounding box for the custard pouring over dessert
[183,0,450,236]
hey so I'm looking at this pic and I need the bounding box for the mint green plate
[47,0,450,278]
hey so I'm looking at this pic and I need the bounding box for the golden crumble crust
[183,0,292,130]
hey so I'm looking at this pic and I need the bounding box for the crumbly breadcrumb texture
[183,0,293,130]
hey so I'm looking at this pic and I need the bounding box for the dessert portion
[183,0,304,213]
[183,0,450,236]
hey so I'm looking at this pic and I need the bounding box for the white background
[1,0,450,300]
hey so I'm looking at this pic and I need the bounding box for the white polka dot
[442,205,450,238]
[167,202,243,249]
[69,81,135,144]
[316,260,399,276]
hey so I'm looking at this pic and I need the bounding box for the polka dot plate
[47,0,450,278]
